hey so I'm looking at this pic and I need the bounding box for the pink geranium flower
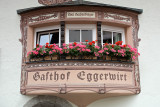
[95,46,100,49]
[36,48,40,51]
[49,51,53,55]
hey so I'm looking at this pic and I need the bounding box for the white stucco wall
[0,0,160,107]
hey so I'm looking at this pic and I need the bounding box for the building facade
[0,0,160,107]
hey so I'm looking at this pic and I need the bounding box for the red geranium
[85,40,88,42]
[49,45,53,48]
[73,42,77,46]
[112,44,115,48]
[92,41,95,44]
[36,44,39,48]
[105,43,108,46]
[45,45,49,48]
[123,44,126,48]
[45,42,49,48]
[115,41,123,45]
[88,42,92,45]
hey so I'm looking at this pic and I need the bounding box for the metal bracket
[59,84,67,94]
[98,84,106,94]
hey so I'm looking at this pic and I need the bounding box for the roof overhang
[17,0,143,14]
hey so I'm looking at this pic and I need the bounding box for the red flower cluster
[123,44,127,48]
[115,41,123,45]
[45,43,49,48]
[92,41,95,44]
[36,44,39,48]
[73,42,77,46]
[105,43,108,46]
[45,43,54,49]
[85,40,88,42]
[111,45,115,48]
[88,42,92,45]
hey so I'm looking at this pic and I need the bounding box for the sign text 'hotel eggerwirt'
[27,70,133,86]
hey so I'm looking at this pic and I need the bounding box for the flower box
[27,41,140,62]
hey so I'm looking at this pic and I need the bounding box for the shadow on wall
[87,95,138,107]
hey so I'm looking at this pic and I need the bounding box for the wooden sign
[67,12,96,18]
[27,70,133,86]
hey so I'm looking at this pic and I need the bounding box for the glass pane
[50,32,59,44]
[113,32,122,44]
[82,30,92,42]
[69,30,80,42]
[103,31,112,44]
[39,34,49,45]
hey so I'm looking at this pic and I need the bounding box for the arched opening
[33,101,61,107]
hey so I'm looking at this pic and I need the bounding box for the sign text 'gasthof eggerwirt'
[27,70,133,86]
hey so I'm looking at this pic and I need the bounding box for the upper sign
[38,0,72,5]
[67,12,96,18]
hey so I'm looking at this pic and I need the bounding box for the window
[66,24,96,44]
[102,25,125,45]
[34,25,60,47]
[69,30,92,43]
[103,31,122,44]
[37,30,59,45]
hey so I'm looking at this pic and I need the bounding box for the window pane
[50,32,59,44]
[113,32,122,44]
[69,30,80,42]
[82,30,92,42]
[39,34,49,45]
[103,31,112,44]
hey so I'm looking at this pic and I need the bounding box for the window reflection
[69,30,80,42]
[103,31,112,44]
[82,30,92,42]
[50,32,59,44]
[113,32,122,44]
[39,34,49,45]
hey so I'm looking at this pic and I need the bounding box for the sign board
[38,0,72,5]
[67,12,96,18]
[27,70,133,86]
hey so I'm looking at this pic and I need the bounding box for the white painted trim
[101,25,125,45]
[34,25,61,47]
[65,24,96,44]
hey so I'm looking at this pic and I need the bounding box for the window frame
[34,25,61,47]
[101,25,125,46]
[66,24,97,44]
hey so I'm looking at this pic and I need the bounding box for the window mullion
[49,33,50,44]
[112,32,113,44]
[80,29,82,43]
